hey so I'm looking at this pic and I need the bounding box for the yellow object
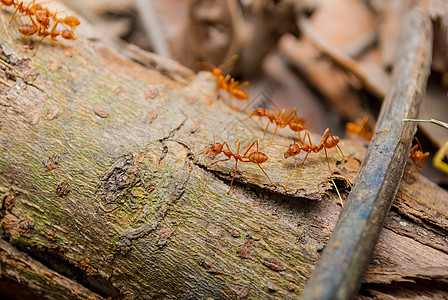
[433,141,448,174]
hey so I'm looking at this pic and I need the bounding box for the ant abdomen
[247,152,268,164]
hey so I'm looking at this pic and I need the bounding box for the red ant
[176,117,276,193]
[405,137,429,174]
[3,1,82,56]
[282,129,345,190]
[346,116,374,141]
[196,55,238,93]
[3,0,44,23]
[197,55,249,106]
[222,76,250,106]
[16,20,75,54]
[234,107,306,140]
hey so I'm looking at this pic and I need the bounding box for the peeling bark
[0,2,447,299]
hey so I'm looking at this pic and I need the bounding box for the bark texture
[0,3,447,299]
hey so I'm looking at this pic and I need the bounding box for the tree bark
[0,3,447,299]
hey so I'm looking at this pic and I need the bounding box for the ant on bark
[282,129,345,190]
[346,116,374,141]
[16,20,75,54]
[197,55,250,106]
[222,76,250,107]
[2,1,81,55]
[175,117,276,193]
[404,137,429,174]
[234,107,306,141]
[197,55,238,93]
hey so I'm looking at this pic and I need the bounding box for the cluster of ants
[1,0,80,55]
[177,56,349,193]
[177,56,431,193]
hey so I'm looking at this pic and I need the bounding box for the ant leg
[228,90,234,107]
[321,128,331,141]
[9,0,36,23]
[303,130,313,146]
[9,2,24,23]
[55,38,68,51]
[336,144,347,158]
[401,137,415,143]
[298,151,311,173]
[232,114,253,127]
[227,159,239,194]
[283,108,296,125]
[277,109,285,120]
[33,35,47,55]
[324,147,332,172]
[205,157,231,168]
[243,140,258,156]
[270,124,280,141]
[257,164,276,187]
[408,161,423,174]
[414,137,424,152]
[260,122,270,141]
[290,108,298,122]
[294,133,304,146]
[214,75,224,94]
[284,158,298,191]
[226,140,243,193]
[13,31,35,45]
[241,81,249,96]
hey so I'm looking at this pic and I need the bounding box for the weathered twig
[134,0,172,59]
[402,118,448,130]
[300,2,432,299]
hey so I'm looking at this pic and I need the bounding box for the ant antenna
[218,54,238,70]
[201,116,216,145]
[232,109,260,127]
[196,54,239,71]
[196,61,216,69]
[414,137,423,152]
[174,116,217,163]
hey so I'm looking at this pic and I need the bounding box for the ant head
[284,144,300,158]
[413,150,429,162]
[206,143,223,156]
[254,108,266,116]
[61,29,75,40]
[36,13,50,27]
[211,68,223,77]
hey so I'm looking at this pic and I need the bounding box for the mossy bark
[0,4,447,300]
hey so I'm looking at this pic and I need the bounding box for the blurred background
[60,0,448,188]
